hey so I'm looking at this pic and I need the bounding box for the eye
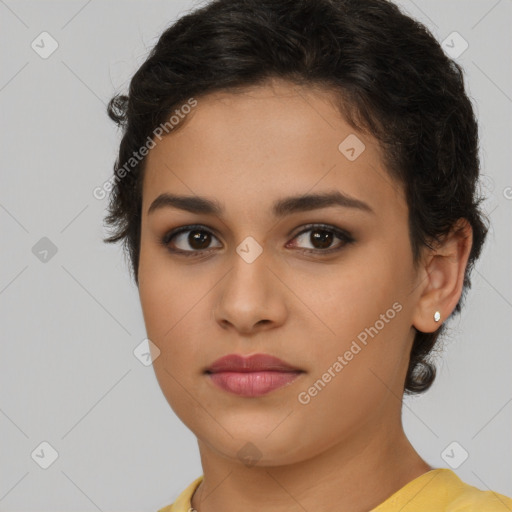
[160,224,221,256]
[161,223,354,258]
[287,224,354,254]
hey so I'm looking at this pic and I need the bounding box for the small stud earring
[434,311,441,322]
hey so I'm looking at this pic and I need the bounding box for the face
[138,79,422,466]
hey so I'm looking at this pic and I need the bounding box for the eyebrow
[147,190,374,217]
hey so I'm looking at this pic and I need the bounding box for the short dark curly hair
[103,0,489,394]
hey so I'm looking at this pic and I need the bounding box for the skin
[138,78,473,512]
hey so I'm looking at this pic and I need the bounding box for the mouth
[204,353,304,397]
[206,371,303,397]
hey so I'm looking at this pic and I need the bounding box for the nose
[213,249,287,335]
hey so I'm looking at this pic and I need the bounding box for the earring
[434,311,441,322]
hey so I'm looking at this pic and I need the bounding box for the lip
[205,353,304,397]
[206,353,301,373]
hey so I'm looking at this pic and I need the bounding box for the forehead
[141,80,405,220]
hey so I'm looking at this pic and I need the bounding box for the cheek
[291,253,393,340]
[138,263,209,421]
[138,248,187,360]
[138,237,195,334]
[291,245,411,395]
[291,297,408,448]
[138,244,218,372]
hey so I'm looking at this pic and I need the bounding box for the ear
[412,218,473,333]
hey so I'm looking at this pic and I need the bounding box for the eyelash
[160,223,354,258]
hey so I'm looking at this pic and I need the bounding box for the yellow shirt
[157,468,512,512]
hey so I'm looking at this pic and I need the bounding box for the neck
[191,418,431,512]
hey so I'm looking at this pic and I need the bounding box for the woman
[103,0,512,510]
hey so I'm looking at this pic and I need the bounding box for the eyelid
[286,223,354,252]
[161,223,222,248]
[290,223,353,241]
[161,222,354,256]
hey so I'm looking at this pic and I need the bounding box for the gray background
[1,0,511,510]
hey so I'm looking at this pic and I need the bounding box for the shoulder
[372,468,512,512]
[446,476,512,512]
[157,475,204,512]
